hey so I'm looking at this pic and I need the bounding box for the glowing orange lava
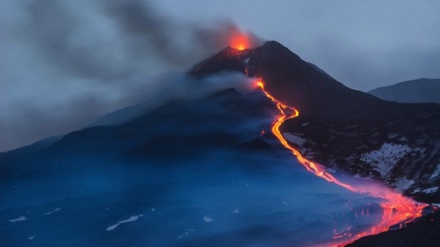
[256,80,426,246]
[230,33,250,50]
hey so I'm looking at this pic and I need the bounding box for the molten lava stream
[256,81,426,247]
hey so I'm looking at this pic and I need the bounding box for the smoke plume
[0,0,260,151]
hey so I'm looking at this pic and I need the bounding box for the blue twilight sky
[1,0,439,151]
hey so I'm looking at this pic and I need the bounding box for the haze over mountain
[369,78,440,103]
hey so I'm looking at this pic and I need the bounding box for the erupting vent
[229,31,252,50]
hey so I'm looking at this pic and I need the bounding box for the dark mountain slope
[0,89,278,208]
[2,87,363,247]
[0,88,274,162]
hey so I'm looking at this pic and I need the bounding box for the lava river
[256,80,426,247]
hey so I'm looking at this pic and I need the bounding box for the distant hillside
[369,78,440,103]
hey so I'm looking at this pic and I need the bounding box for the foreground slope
[1,86,389,247]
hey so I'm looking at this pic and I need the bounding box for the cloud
[0,0,260,151]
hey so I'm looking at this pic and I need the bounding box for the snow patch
[177,232,189,239]
[302,122,309,126]
[203,216,213,223]
[177,229,196,239]
[398,136,407,142]
[283,133,306,146]
[9,216,27,223]
[360,143,412,177]
[28,235,35,240]
[430,164,440,179]
[412,188,421,193]
[422,187,439,194]
[44,208,61,215]
[232,208,239,214]
[106,215,143,231]
[327,168,336,173]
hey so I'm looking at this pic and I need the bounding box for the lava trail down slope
[256,80,425,246]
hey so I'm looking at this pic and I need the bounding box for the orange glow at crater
[230,33,251,50]
[255,80,426,247]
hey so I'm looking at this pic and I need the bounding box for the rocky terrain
[347,208,440,247]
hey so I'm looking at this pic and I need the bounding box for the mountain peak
[261,40,296,53]
[189,40,380,117]
[260,40,286,49]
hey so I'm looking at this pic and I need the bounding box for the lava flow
[256,80,426,246]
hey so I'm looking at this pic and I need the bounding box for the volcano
[1,40,439,247]
[190,41,440,203]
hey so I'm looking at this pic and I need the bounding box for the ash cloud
[0,0,259,152]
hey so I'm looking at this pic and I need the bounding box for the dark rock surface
[347,209,440,247]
